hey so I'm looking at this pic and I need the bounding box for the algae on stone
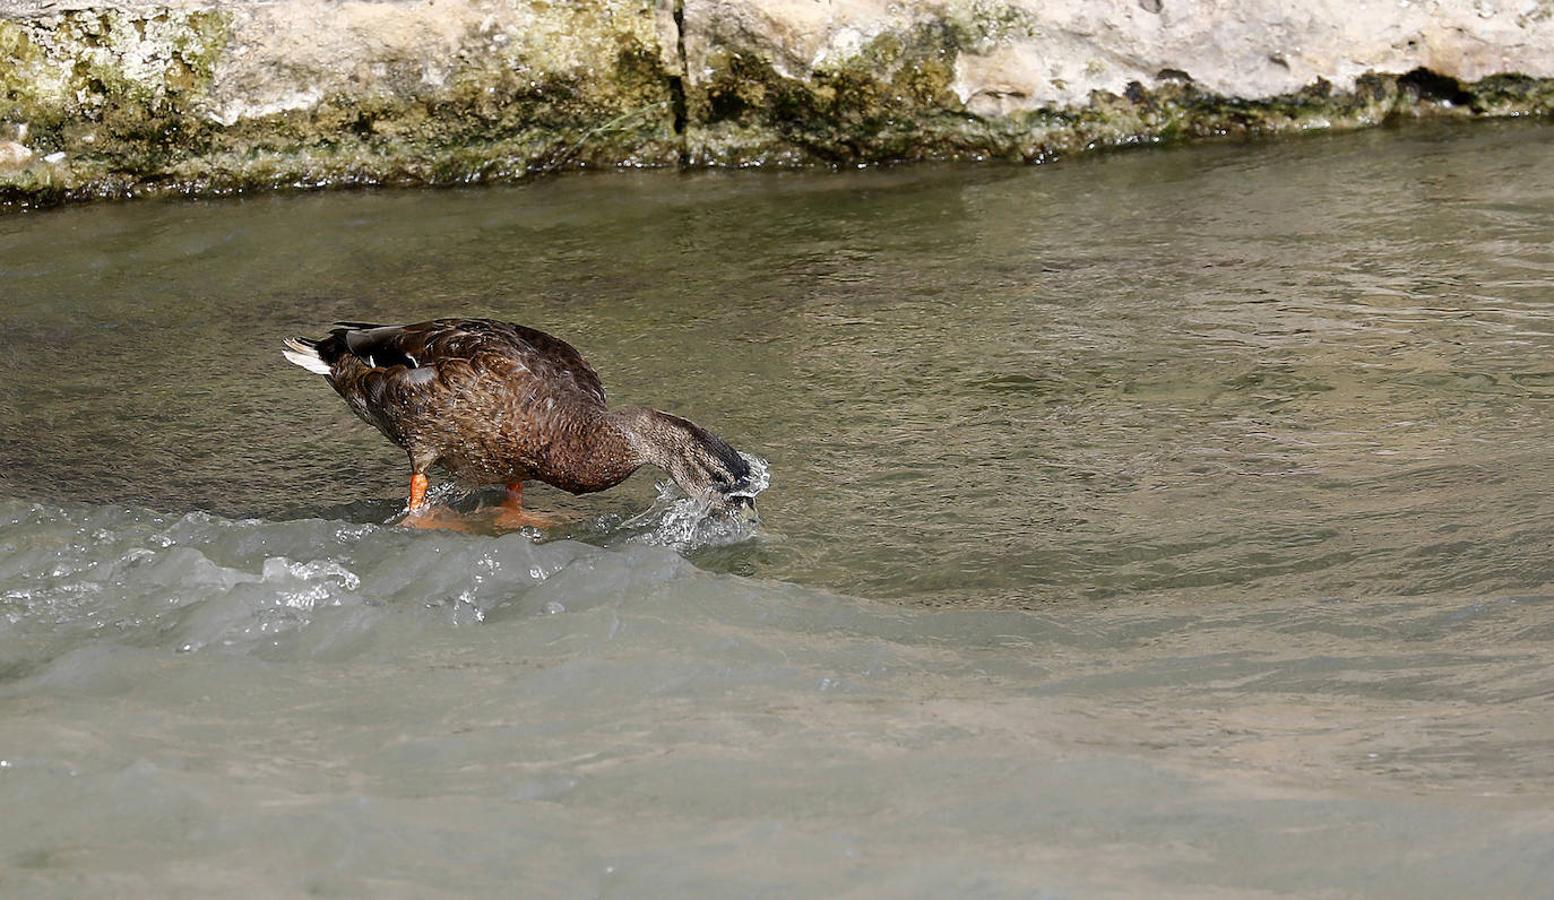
[1,1,680,205]
[5,0,1554,208]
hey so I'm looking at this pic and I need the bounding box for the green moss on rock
[5,3,1554,209]
[690,21,979,166]
[1,5,679,207]
[685,22,1554,170]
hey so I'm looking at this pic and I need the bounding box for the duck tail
[282,337,333,376]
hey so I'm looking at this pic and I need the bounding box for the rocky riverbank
[4,0,1554,206]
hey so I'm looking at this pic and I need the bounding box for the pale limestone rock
[0,140,32,167]
[4,0,1554,203]
[201,0,668,127]
[684,0,1554,113]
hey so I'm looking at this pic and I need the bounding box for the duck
[282,318,758,529]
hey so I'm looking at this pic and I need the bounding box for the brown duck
[283,318,757,528]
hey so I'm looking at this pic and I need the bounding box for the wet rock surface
[4,0,1554,205]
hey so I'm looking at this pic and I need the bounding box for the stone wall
[3,0,1554,205]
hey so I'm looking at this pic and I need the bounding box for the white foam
[621,452,771,551]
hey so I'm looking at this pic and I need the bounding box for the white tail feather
[282,339,332,375]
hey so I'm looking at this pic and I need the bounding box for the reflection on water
[4,121,1554,896]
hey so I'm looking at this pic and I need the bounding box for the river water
[3,122,1554,896]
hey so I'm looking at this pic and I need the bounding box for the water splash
[387,481,467,524]
[372,455,772,552]
[618,452,771,551]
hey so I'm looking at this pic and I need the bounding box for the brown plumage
[283,318,756,523]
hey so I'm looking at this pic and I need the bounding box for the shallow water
[4,122,1554,896]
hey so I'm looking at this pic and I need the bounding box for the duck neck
[607,406,747,504]
[608,406,683,474]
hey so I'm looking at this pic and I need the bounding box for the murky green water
[4,122,1554,896]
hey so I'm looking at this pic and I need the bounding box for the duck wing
[286,318,617,482]
[321,319,606,403]
[296,318,607,427]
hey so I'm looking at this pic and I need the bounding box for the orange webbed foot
[488,481,557,532]
[489,507,557,532]
[396,472,477,532]
[399,506,479,532]
[394,476,560,534]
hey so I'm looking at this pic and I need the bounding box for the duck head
[614,407,760,516]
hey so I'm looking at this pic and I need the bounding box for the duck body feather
[302,318,640,494]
